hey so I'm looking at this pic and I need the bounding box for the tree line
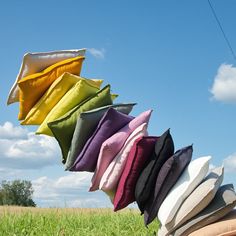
[0,180,36,207]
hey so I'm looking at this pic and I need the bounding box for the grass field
[0,206,159,236]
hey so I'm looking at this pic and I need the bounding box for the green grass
[0,206,159,236]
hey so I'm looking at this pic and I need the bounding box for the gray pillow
[65,103,136,170]
[159,166,224,236]
[170,184,236,236]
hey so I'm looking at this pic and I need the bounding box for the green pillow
[65,103,136,170]
[48,85,113,164]
[36,78,101,136]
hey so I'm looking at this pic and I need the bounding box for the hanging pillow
[70,108,134,172]
[48,85,114,164]
[21,73,103,125]
[113,136,158,211]
[158,156,211,226]
[158,166,224,236]
[172,184,236,236]
[36,77,102,136]
[144,145,193,226]
[99,123,148,200]
[135,129,174,214]
[89,110,152,192]
[188,210,236,236]
[7,48,86,105]
[18,56,85,120]
[65,103,136,170]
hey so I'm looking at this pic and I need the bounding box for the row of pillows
[131,126,236,236]
[8,49,236,236]
[7,49,162,211]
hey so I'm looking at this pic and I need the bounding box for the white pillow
[158,166,224,236]
[99,123,148,200]
[158,156,211,226]
[7,49,86,105]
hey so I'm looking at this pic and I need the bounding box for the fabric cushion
[70,108,134,172]
[36,77,101,136]
[21,73,103,125]
[135,129,174,214]
[158,166,224,236]
[7,49,86,105]
[172,184,236,236]
[188,210,236,236]
[18,56,85,120]
[157,156,211,226]
[89,110,152,192]
[48,85,114,164]
[144,145,193,226]
[113,136,158,211]
[99,123,148,200]
[65,103,136,170]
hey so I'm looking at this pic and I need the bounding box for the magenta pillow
[89,110,152,191]
[70,108,133,172]
[113,136,158,211]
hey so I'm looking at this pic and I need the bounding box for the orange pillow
[18,56,85,120]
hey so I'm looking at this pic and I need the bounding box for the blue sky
[0,0,236,207]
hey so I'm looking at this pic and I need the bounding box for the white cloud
[0,122,28,139]
[223,153,236,173]
[32,173,112,208]
[0,122,60,170]
[87,48,105,59]
[210,64,236,103]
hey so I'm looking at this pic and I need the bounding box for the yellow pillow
[36,79,100,136]
[18,56,85,120]
[21,72,103,125]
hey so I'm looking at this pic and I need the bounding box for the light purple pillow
[70,108,133,172]
[89,110,152,191]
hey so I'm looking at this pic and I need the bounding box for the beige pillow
[188,210,236,236]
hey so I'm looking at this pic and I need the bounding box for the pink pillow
[99,123,148,200]
[114,136,158,211]
[89,110,152,192]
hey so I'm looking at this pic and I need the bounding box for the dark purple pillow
[70,108,133,172]
[144,145,193,226]
[135,129,174,214]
